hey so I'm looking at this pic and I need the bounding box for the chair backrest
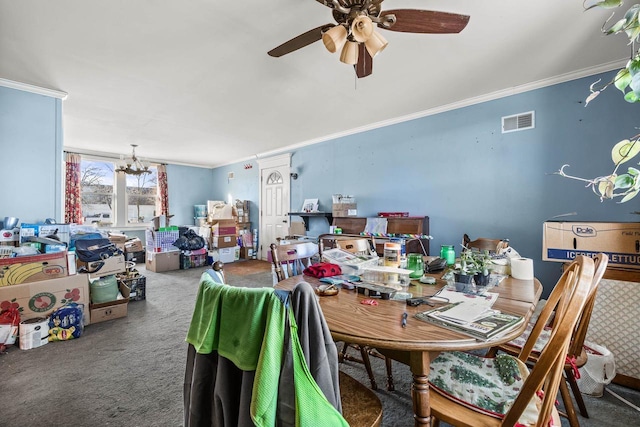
[335,238,374,256]
[502,255,595,426]
[567,253,608,358]
[270,241,318,282]
[462,233,509,253]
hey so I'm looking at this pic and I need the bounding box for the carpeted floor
[1,260,638,426]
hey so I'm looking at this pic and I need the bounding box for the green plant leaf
[614,173,634,189]
[586,0,624,10]
[624,90,640,102]
[626,24,640,41]
[620,189,639,203]
[629,59,640,76]
[614,68,632,92]
[628,167,640,176]
[612,139,640,164]
[604,17,628,33]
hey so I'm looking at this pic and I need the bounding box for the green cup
[407,253,424,278]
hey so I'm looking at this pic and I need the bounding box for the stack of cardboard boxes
[145,227,180,272]
[0,251,90,325]
[82,254,128,324]
[235,200,254,260]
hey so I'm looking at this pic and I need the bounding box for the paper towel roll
[19,317,49,350]
[511,257,534,280]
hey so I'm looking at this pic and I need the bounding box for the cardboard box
[211,234,238,249]
[124,238,143,253]
[125,250,145,263]
[289,221,306,236]
[211,219,237,236]
[89,283,128,324]
[0,228,19,243]
[240,247,254,259]
[19,223,71,245]
[236,222,251,233]
[145,250,180,272]
[0,251,68,286]
[108,232,127,251]
[219,246,237,263]
[77,254,126,279]
[332,203,358,217]
[543,221,640,269]
[0,273,90,324]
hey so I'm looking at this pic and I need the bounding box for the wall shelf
[288,212,333,231]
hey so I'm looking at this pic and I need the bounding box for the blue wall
[3,70,638,296]
[0,85,63,223]
[210,161,260,229]
[212,71,640,295]
[167,164,215,226]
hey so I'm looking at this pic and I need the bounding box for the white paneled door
[258,154,291,260]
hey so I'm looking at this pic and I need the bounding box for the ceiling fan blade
[379,10,470,34]
[354,44,373,78]
[268,24,334,57]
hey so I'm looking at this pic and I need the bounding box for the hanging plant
[555,1,640,202]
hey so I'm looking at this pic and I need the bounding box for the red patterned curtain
[64,152,83,224]
[156,164,169,217]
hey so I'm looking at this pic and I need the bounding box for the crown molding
[0,78,68,100]
[243,59,629,164]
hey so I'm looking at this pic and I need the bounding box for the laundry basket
[576,342,616,397]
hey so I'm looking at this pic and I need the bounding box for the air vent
[502,111,535,133]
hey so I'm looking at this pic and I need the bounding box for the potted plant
[469,249,493,290]
[451,248,493,291]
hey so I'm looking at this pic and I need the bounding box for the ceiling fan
[267,0,470,78]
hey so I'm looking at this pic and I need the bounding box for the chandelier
[116,144,151,175]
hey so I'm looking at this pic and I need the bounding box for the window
[80,157,158,227]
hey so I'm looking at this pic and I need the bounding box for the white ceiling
[0,0,630,168]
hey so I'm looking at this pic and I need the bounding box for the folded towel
[303,262,342,278]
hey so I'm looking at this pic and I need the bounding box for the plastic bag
[0,307,21,353]
[48,303,84,342]
[576,341,616,397]
[173,229,205,251]
[75,238,122,262]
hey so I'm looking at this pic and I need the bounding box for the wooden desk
[276,274,542,426]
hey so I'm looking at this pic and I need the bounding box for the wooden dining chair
[331,236,395,391]
[428,255,595,427]
[462,233,509,253]
[485,253,609,427]
[270,241,318,282]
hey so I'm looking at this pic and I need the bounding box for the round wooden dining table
[275,273,542,427]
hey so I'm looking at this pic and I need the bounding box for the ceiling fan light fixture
[365,31,388,57]
[351,15,374,43]
[322,25,347,53]
[340,40,359,65]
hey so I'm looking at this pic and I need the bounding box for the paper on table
[433,303,497,324]
[436,290,498,307]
